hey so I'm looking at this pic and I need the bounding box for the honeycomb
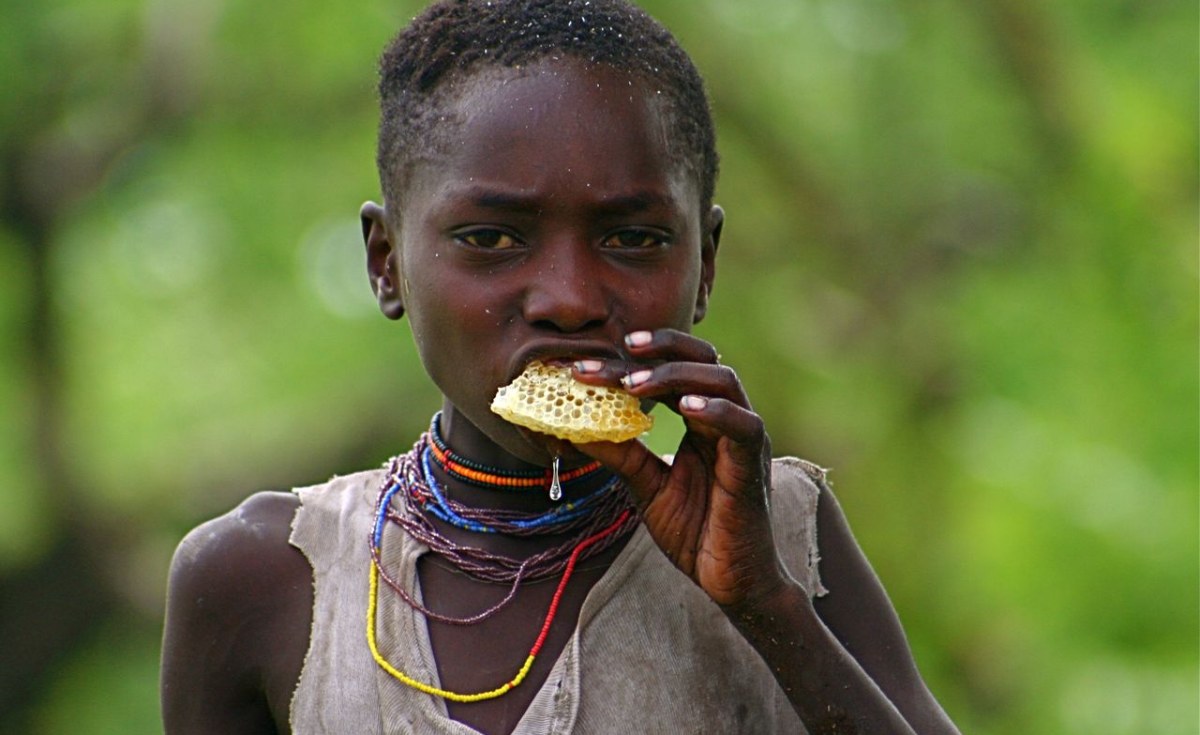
[490,360,653,443]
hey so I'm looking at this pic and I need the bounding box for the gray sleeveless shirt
[288,457,827,734]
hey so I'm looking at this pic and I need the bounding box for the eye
[455,229,521,250]
[603,230,668,250]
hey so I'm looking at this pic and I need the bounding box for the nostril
[522,278,610,332]
[529,315,607,334]
[520,246,611,331]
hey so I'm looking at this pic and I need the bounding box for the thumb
[574,439,669,508]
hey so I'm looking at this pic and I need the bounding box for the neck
[440,404,543,472]
[433,407,614,513]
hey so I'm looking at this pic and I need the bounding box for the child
[161,1,960,733]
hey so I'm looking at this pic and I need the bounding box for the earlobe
[693,204,723,324]
[361,201,405,321]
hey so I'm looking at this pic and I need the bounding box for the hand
[572,329,789,609]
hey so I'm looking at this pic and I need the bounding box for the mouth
[506,340,624,383]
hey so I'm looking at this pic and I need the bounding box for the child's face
[370,59,720,463]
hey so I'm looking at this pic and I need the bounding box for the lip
[506,339,625,383]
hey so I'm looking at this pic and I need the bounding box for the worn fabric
[288,456,827,734]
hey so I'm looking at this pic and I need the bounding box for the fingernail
[680,395,708,411]
[575,359,603,373]
[625,331,653,348]
[622,369,652,388]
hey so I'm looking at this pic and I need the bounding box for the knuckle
[749,414,766,437]
[652,327,682,346]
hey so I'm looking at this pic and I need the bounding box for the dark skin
[161,59,959,734]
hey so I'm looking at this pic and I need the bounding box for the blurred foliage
[0,0,1195,733]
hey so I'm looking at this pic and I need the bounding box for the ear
[361,201,405,320]
[693,204,723,324]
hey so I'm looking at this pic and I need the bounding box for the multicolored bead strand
[416,446,621,535]
[428,412,603,491]
[367,506,633,702]
[367,428,638,697]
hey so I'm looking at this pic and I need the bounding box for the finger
[621,362,751,410]
[681,396,763,446]
[576,438,708,570]
[572,438,671,509]
[571,357,640,387]
[571,329,727,390]
[678,396,768,470]
[624,329,720,365]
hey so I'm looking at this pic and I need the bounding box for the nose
[521,241,610,333]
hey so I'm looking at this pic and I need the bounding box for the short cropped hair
[376,0,718,211]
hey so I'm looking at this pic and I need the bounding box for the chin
[512,426,591,466]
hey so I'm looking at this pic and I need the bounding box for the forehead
[399,59,698,212]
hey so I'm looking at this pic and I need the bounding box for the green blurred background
[1,0,1196,732]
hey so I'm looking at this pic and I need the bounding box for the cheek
[398,268,462,365]
[620,274,700,330]
[407,289,483,352]
[661,258,704,327]
[401,264,516,372]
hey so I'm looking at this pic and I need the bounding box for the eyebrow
[454,187,674,216]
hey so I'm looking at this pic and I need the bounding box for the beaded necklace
[368,430,638,702]
[367,508,632,703]
[428,412,603,499]
[371,442,633,624]
[415,447,622,535]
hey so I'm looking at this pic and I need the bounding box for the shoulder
[772,456,829,486]
[771,456,881,607]
[768,456,827,515]
[289,467,386,562]
[768,456,828,597]
[162,491,312,733]
[291,466,385,515]
[168,491,305,606]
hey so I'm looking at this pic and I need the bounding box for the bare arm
[575,328,959,734]
[810,482,957,733]
[161,491,312,735]
[724,480,959,734]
